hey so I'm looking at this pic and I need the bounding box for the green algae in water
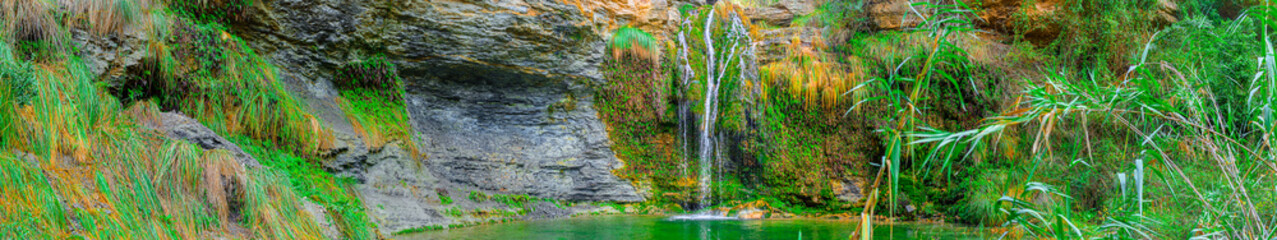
[401,215,987,240]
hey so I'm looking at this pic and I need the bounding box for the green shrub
[333,55,403,101]
[0,48,34,107]
[468,191,490,203]
[166,0,254,24]
[439,193,453,205]
[233,136,376,239]
[491,194,531,209]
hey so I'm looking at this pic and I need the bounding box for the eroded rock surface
[233,0,644,233]
[745,0,818,26]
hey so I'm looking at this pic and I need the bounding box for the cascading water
[670,6,755,220]
[696,7,722,212]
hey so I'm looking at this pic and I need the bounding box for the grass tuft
[608,26,660,64]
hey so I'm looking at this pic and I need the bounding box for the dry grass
[61,0,154,36]
[1,0,62,45]
[609,26,661,64]
[202,149,247,230]
[2,0,165,55]
[336,96,391,151]
[0,6,337,238]
[759,34,865,110]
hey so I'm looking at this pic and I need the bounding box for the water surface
[401,215,987,240]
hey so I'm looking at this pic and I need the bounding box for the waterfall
[671,5,754,217]
[697,8,721,212]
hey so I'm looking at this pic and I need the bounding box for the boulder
[833,178,864,203]
[865,0,929,30]
[139,112,261,168]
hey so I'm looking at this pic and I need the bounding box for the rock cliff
[230,0,645,233]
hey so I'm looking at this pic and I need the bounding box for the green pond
[400,215,989,240]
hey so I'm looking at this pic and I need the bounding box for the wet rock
[521,201,573,220]
[729,200,779,220]
[321,134,375,182]
[833,179,864,203]
[737,208,768,220]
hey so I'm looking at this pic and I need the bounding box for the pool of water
[399,215,988,240]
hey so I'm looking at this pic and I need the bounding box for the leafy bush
[0,51,35,107]
[1024,0,1164,72]
[439,193,453,205]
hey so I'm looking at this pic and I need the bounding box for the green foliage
[165,0,254,24]
[334,55,404,101]
[332,55,415,155]
[748,92,847,206]
[242,168,328,239]
[950,167,1010,226]
[110,16,332,157]
[469,190,490,203]
[444,207,463,217]
[0,154,72,238]
[0,2,353,239]
[1023,0,1163,72]
[790,0,862,28]
[0,0,66,55]
[439,193,453,205]
[0,45,329,239]
[232,136,376,240]
[392,225,444,235]
[608,26,659,62]
[904,6,1277,236]
[490,194,531,209]
[839,1,983,229]
[337,88,414,151]
[598,29,689,206]
[0,45,35,148]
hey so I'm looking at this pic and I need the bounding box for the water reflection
[402,215,986,240]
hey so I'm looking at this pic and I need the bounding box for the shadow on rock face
[403,60,643,203]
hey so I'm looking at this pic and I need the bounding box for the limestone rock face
[744,0,818,27]
[865,0,929,30]
[404,63,641,202]
[234,0,643,232]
